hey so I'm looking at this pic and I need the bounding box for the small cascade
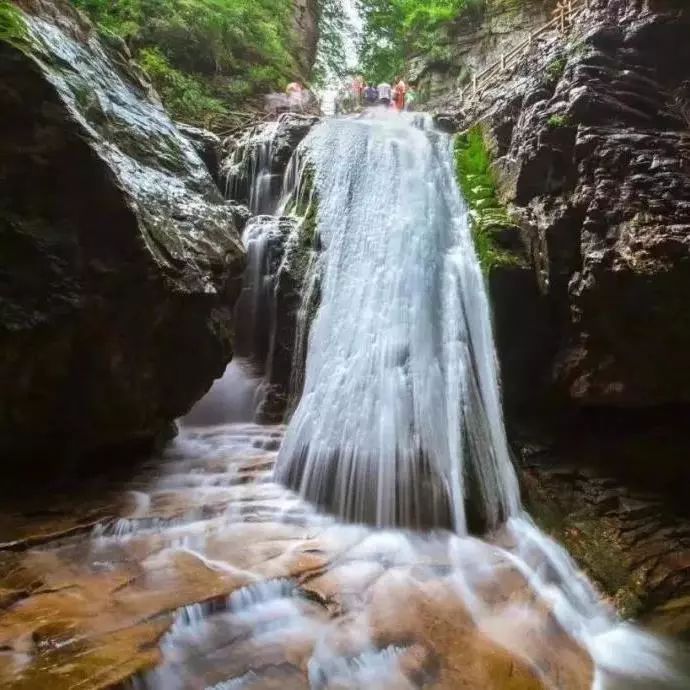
[224,119,282,215]
[184,217,289,426]
[186,115,322,427]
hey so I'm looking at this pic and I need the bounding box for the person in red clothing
[392,78,407,111]
[351,75,365,108]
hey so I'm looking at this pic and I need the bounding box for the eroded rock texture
[223,113,320,211]
[0,0,245,464]
[482,0,690,409]
[432,0,690,631]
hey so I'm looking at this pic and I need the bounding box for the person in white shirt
[377,82,392,106]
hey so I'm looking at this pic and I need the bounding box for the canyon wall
[432,0,690,635]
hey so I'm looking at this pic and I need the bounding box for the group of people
[265,76,418,117]
[337,76,417,115]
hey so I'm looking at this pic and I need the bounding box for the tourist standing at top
[377,81,392,106]
[286,81,304,112]
[393,78,407,111]
[363,83,378,105]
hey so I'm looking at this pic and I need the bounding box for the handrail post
[524,30,532,56]
[468,0,585,109]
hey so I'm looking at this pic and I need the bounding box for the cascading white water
[275,112,519,532]
[186,123,311,428]
[126,110,687,690]
[269,110,687,687]
[225,119,283,215]
[184,217,285,426]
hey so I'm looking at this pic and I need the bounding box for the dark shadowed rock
[176,122,223,185]
[479,0,690,409]
[0,0,245,465]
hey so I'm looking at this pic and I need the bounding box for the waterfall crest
[275,113,519,532]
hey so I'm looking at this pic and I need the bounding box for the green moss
[283,160,321,281]
[0,1,28,49]
[454,126,521,272]
[560,518,647,619]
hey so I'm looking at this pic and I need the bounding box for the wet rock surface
[431,0,690,628]
[0,0,245,464]
[451,0,690,411]
[0,424,594,690]
[522,450,690,640]
[224,114,320,212]
[176,122,223,185]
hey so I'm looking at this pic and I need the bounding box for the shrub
[547,113,571,128]
[71,0,319,127]
[0,1,29,47]
[545,55,567,84]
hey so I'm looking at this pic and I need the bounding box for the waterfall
[173,111,686,689]
[275,112,519,533]
[268,111,686,687]
[185,119,318,428]
[224,119,283,215]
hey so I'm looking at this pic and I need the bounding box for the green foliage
[358,0,486,83]
[547,113,571,128]
[137,47,227,125]
[545,55,567,84]
[312,0,348,85]
[0,1,29,48]
[454,126,520,272]
[71,0,303,126]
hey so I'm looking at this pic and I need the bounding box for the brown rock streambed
[0,424,594,690]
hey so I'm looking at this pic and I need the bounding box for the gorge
[1,1,689,689]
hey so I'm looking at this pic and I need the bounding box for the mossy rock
[455,126,525,272]
[0,2,29,49]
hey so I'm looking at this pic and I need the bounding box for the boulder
[176,121,223,185]
[0,0,245,465]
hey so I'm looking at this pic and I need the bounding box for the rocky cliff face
[432,0,690,633]
[0,0,246,466]
[412,0,557,101]
[293,0,320,78]
[438,0,690,413]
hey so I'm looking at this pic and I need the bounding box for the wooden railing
[462,0,591,103]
